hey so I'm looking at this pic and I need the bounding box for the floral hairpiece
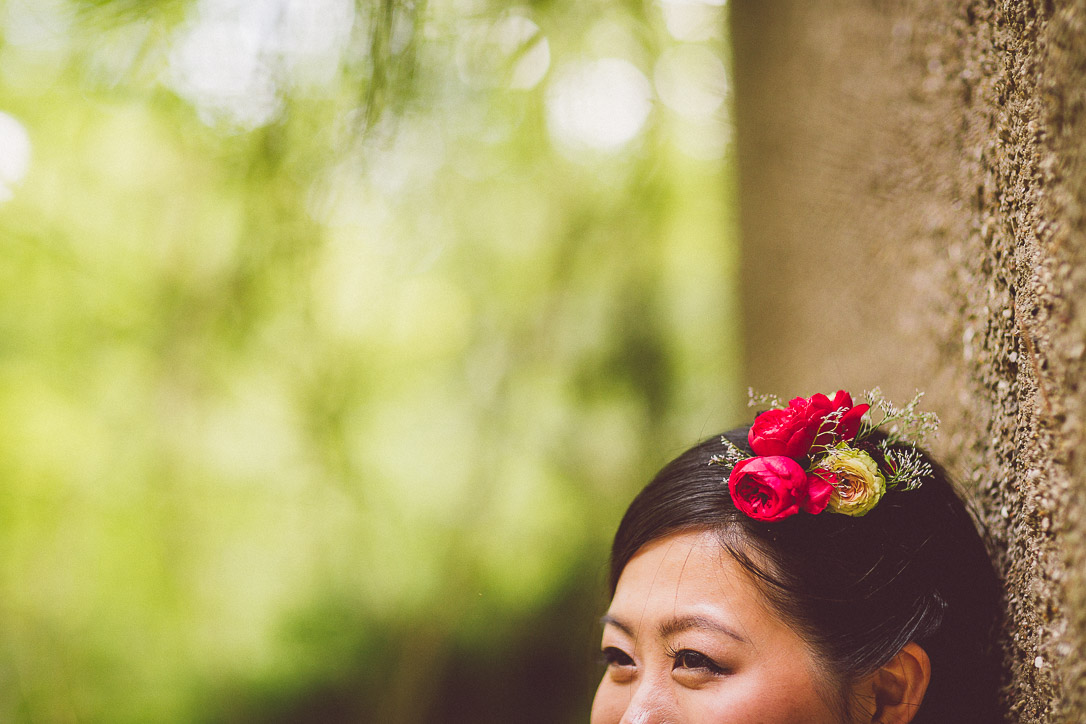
[710,388,939,522]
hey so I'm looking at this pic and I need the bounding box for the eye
[668,647,728,676]
[600,646,636,683]
[601,646,634,668]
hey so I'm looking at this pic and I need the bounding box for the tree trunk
[732,1,1086,720]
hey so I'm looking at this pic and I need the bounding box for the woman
[591,390,1003,724]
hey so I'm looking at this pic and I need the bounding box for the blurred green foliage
[0,0,738,721]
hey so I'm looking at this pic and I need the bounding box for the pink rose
[748,390,870,459]
[728,456,833,522]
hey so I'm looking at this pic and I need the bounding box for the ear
[853,642,931,724]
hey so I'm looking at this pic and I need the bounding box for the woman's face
[590,530,848,724]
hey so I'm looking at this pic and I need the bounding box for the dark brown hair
[609,427,1003,723]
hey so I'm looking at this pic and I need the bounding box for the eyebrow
[600,614,750,645]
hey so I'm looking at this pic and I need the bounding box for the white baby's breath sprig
[710,436,749,469]
[808,408,846,456]
[857,387,940,447]
[747,387,784,411]
[878,441,934,491]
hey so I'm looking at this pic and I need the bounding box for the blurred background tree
[0,0,738,721]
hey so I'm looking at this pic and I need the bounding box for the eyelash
[665,645,729,675]
[601,646,634,668]
[599,645,729,677]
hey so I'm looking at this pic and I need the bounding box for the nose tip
[617,683,665,724]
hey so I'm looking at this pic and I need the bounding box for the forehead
[608,530,781,641]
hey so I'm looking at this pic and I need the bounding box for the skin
[591,530,850,724]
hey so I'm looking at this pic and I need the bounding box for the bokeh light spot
[654,45,728,119]
[0,111,31,201]
[167,1,282,129]
[657,0,727,42]
[545,57,653,152]
[455,11,550,90]
[2,0,73,50]
[165,0,356,129]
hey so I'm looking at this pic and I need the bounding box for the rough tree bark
[732,2,1086,721]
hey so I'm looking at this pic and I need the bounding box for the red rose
[803,468,836,515]
[728,456,831,522]
[748,390,869,459]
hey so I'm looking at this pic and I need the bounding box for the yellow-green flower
[818,446,886,516]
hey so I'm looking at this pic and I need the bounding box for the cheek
[717,668,842,724]
[666,663,842,724]
[589,676,623,724]
[589,671,841,724]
